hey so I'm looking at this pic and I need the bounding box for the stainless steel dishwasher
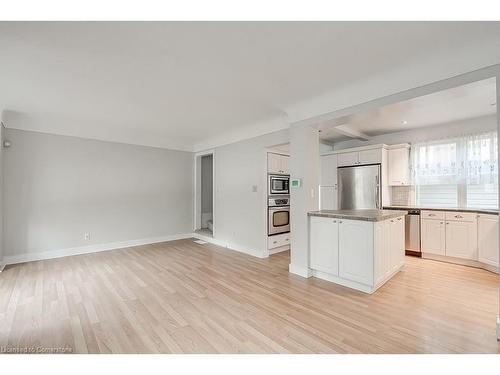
[405,209,421,256]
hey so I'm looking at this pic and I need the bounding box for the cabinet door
[310,217,339,275]
[319,186,338,210]
[421,219,445,255]
[388,148,409,186]
[393,217,405,270]
[280,154,290,175]
[359,149,382,165]
[478,215,499,267]
[267,153,282,174]
[320,154,338,186]
[337,152,359,167]
[338,219,373,285]
[374,220,390,285]
[445,220,478,260]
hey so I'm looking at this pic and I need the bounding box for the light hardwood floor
[0,238,499,353]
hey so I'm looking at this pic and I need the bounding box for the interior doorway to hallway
[194,151,214,238]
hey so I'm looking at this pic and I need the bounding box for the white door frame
[194,149,216,236]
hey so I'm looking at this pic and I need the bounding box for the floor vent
[194,240,208,245]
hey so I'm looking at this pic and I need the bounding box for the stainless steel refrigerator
[338,164,381,210]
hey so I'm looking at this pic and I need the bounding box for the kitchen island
[308,209,407,294]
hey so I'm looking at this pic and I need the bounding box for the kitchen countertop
[383,205,499,215]
[308,209,408,222]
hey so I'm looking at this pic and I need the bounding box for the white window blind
[411,131,498,210]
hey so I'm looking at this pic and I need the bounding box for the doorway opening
[195,152,214,238]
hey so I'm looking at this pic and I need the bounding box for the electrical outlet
[252,185,258,192]
[84,232,91,241]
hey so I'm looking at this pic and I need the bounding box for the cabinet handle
[391,220,394,222]
[454,215,463,219]
[397,217,402,221]
[440,221,443,224]
[333,220,337,223]
[428,213,436,217]
[339,220,343,223]
[446,222,449,225]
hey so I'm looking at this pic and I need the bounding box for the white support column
[289,124,320,278]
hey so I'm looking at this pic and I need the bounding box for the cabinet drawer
[268,233,290,249]
[421,210,445,220]
[445,211,477,222]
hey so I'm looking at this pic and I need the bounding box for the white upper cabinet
[268,153,289,175]
[421,218,446,256]
[478,214,499,267]
[388,146,410,186]
[320,154,338,186]
[337,151,359,167]
[310,216,339,275]
[319,154,338,210]
[280,154,290,175]
[359,149,382,165]
[337,148,382,167]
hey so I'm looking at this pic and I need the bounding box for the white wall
[200,154,213,228]
[0,124,4,269]
[3,129,193,260]
[289,125,319,277]
[212,128,289,257]
[332,114,498,151]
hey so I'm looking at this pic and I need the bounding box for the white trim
[193,232,267,259]
[422,253,499,274]
[193,116,290,153]
[288,263,312,278]
[268,245,290,255]
[0,261,5,272]
[3,233,193,266]
[320,143,388,156]
[312,269,373,294]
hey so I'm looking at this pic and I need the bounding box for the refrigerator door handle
[375,174,380,209]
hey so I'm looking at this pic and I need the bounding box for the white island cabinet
[309,210,406,294]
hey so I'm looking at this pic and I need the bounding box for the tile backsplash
[391,185,415,206]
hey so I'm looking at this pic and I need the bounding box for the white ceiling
[319,77,497,143]
[1,22,500,151]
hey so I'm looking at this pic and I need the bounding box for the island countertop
[308,209,408,222]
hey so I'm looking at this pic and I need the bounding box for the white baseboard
[3,233,194,266]
[312,269,373,293]
[289,263,312,278]
[192,232,267,259]
[422,253,499,274]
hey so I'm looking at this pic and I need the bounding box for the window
[412,131,498,209]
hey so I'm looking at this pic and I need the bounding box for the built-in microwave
[268,174,290,196]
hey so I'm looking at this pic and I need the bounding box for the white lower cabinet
[478,214,499,267]
[389,217,405,274]
[421,210,499,271]
[310,216,339,275]
[445,220,477,260]
[338,219,373,285]
[421,218,446,256]
[309,215,405,293]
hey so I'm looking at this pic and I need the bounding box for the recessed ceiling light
[402,120,408,125]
